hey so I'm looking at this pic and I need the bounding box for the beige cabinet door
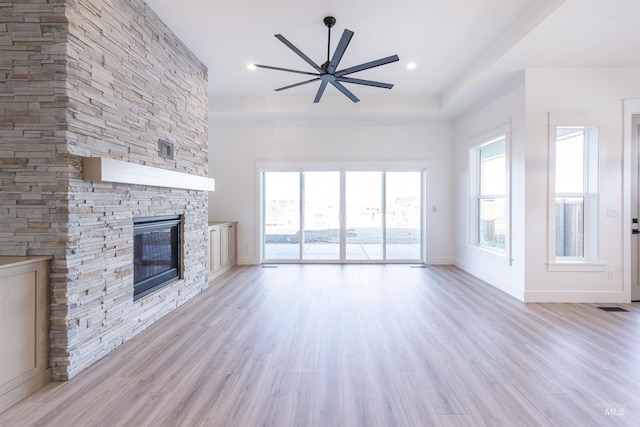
[220,225,230,267]
[228,223,237,264]
[210,227,221,272]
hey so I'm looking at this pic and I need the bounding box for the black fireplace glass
[133,215,181,300]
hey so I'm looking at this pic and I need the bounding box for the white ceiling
[143,0,640,118]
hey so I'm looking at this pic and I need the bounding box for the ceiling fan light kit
[253,16,399,103]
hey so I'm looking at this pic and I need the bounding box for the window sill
[547,262,607,272]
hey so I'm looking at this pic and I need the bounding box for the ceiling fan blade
[253,64,320,77]
[330,80,360,103]
[275,77,320,92]
[337,76,394,89]
[313,81,328,103]
[335,55,400,77]
[327,29,354,74]
[275,34,323,73]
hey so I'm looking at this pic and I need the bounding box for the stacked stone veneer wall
[0,0,209,380]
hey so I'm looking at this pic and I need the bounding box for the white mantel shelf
[82,157,215,192]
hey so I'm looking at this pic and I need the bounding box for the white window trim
[467,122,512,264]
[547,113,603,271]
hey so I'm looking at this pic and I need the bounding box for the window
[478,137,506,250]
[469,129,509,255]
[552,126,599,261]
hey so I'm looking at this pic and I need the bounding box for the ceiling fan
[253,16,399,103]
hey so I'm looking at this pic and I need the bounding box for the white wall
[453,84,527,300]
[454,67,640,303]
[523,68,640,302]
[208,117,454,265]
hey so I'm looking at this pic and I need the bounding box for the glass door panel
[264,172,300,260]
[386,172,422,259]
[303,172,340,260]
[346,171,383,260]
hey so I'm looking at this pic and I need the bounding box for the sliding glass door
[303,172,340,260]
[386,172,422,259]
[263,172,300,260]
[345,172,383,260]
[262,169,424,263]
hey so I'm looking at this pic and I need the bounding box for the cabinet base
[0,369,52,414]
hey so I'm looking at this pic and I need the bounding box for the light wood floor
[1,265,639,426]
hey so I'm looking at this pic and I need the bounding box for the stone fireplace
[0,0,211,380]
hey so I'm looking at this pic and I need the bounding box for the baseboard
[425,256,454,265]
[0,368,52,414]
[237,257,260,265]
[523,290,627,303]
[455,258,524,301]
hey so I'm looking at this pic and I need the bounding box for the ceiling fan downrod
[323,16,336,72]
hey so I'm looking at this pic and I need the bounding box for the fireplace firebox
[133,215,182,300]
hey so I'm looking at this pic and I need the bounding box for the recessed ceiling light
[247,63,257,70]
[406,62,417,70]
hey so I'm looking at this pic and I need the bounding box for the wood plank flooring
[1,264,639,426]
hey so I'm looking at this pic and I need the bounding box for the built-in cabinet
[0,257,52,413]
[208,221,237,280]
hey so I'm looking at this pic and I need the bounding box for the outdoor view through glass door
[346,171,383,260]
[303,171,340,260]
[263,170,423,262]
